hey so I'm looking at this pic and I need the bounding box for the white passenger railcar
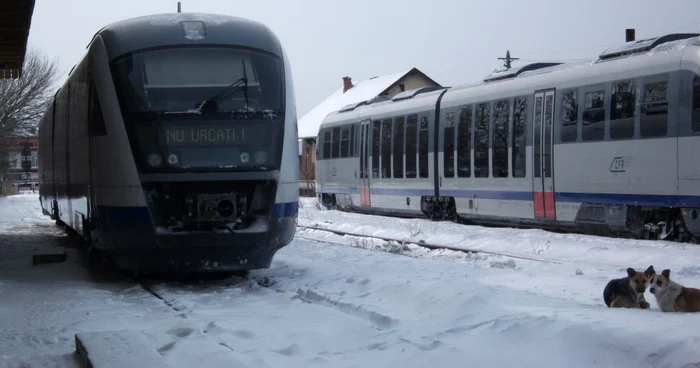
[316,33,700,242]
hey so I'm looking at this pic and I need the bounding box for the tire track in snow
[138,272,398,332]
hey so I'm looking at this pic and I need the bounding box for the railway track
[137,273,277,317]
[118,224,562,318]
[296,225,562,265]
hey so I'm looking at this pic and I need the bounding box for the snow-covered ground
[2,193,700,367]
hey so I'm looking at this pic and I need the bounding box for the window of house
[9,152,20,169]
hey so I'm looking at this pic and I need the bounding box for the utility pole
[498,50,519,69]
[177,2,181,12]
[20,139,31,192]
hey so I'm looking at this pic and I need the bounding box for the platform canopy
[0,0,35,79]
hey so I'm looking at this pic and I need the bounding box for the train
[37,12,299,274]
[316,32,700,243]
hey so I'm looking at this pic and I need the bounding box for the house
[1,134,39,194]
[297,67,442,196]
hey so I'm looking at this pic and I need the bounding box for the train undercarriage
[319,193,700,243]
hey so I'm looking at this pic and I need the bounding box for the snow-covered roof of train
[318,33,700,131]
[450,33,700,92]
[298,70,410,139]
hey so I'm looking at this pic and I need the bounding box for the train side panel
[367,108,436,216]
[88,36,149,252]
[438,93,535,222]
[270,43,299,247]
[66,60,91,235]
[38,103,55,217]
[53,85,70,226]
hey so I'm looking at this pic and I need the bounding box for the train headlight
[167,153,180,165]
[240,152,250,163]
[254,150,268,164]
[148,153,162,167]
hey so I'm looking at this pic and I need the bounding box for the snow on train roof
[448,33,700,92]
[298,70,409,139]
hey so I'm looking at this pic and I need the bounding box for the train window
[393,116,405,178]
[322,130,331,159]
[692,77,700,132]
[457,105,472,178]
[360,125,366,178]
[534,96,542,178]
[543,94,554,178]
[87,78,107,137]
[512,96,527,178]
[474,102,490,178]
[419,116,429,178]
[405,115,418,178]
[332,127,341,158]
[350,125,356,156]
[340,127,350,157]
[640,81,668,137]
[582,90,605,141]
[560,89,578,142]
[381,119,393,178]
[443,111,456,178]
[372,121,381,177]
[610,80,636,139]
[492,99,509,178]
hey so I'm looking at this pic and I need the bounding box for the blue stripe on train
[317,185,700,208]
[96,202,299,222]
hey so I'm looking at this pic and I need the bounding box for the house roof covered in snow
[298,68,438,139]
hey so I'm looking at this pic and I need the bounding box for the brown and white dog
[648,269,700,313]
[603,265,655,309]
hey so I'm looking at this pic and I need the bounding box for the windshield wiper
[197,59,250,113]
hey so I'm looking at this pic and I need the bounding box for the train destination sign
[160,125,264,146]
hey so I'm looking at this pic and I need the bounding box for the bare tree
[0,48,60,177]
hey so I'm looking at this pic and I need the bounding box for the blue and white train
[37,13,299,274]
[316,33,700,242]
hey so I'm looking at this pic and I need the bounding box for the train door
[532,89,557,219]
[358,119,371,206]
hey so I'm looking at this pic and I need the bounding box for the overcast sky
[26,0,700,118]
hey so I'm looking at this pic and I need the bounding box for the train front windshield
[110,46,285,173]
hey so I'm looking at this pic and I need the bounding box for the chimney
[343,76,353,93]
[626,28,635,42]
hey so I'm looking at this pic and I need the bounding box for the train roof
[451,32,700,92]
[319,32,700,129]
[91,12,284,61]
